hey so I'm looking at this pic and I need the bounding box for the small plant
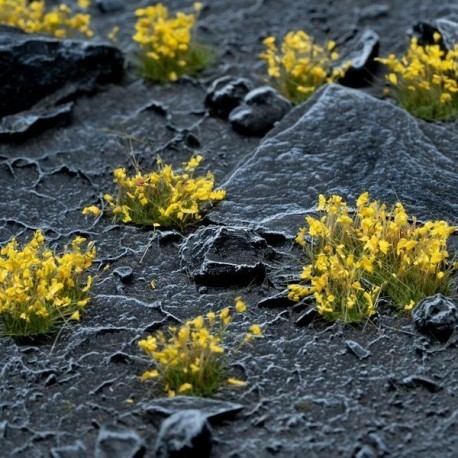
[288,193,455,323]
[82,155,226,230]
[133,2,213,82]
[260,31,350,104]
[0,230,97,337]
[376,34,458,120]
[138,297,263,397]
[0,0,93,38]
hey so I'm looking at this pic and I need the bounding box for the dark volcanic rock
[155,410,212,458]
[0,102,73,140]
[229,86,292,136]
[96,0,125,13]
[211,84,457,237]
[0,30,124,117]
[411,18,458,50]
[205,76,253,118]
[95,426,145,458]
[258,291,295,308]
[180,225,273,286]
[400,375,443,393]
[113,266,134,283]
[338,29,380,87]
[142,396,243,423]
[412,294,458,341]
[295,307,320,327]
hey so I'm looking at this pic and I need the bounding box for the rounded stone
[412,294,458,341]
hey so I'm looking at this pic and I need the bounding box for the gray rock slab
[210,84,457,237]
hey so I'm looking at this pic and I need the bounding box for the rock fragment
[229,86,292,136]
[205,76,253,118]
[142,396,243,423]
[411,18,458,50]
[345,340,372,360]
[51,441,87,458]
[401,375,443,393]
[0,102,73,141]
[96,0,125,13]
[338,29,380,87]
[95,426,145,458]
[113,266,134,284]
[180,226,273,286]
[155,410,212,458]
[0,29,124,117]
[412,294,458,342]
[295,308,320,327]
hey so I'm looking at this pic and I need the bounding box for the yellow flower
[0,231,95,336]
[82,206,101,216]
[249,325,262,336]
[138,306,264,396]
[235,297,247,313]
[388,73,397,85]
[261,30,350,103]
[227,378,247,386]
[404,300,416,311]
[70,311,80,321]
[178,383,193,393]
[77,0,90,9]
[84,156,225,230]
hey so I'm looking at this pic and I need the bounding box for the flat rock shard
[180,225,273,286]
[0,29,124,117]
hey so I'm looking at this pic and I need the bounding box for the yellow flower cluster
[260,31,350,104]
[133,2,211,82]
[0,0,93,38]
[377,34,458,120]
[0,230,96,337]
[288,193,455,322]
[82,155,226,230]
[138,297,262,397]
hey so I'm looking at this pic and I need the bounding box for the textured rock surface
[412,294,458,341]
[155,410,212,458]
[211,84,458,236]
[0,29,124,116]
[0,1,457,457]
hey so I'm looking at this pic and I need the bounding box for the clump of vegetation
[82,155,226,230]
[133,2,213,82]
[376,33,458,120]
[0,230,97,337]
[260,31,350,104]
[288,193,455,323]
[0,0,93,38]
[138,297,263,397]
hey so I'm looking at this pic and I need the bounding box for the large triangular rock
[210,84,457,237]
